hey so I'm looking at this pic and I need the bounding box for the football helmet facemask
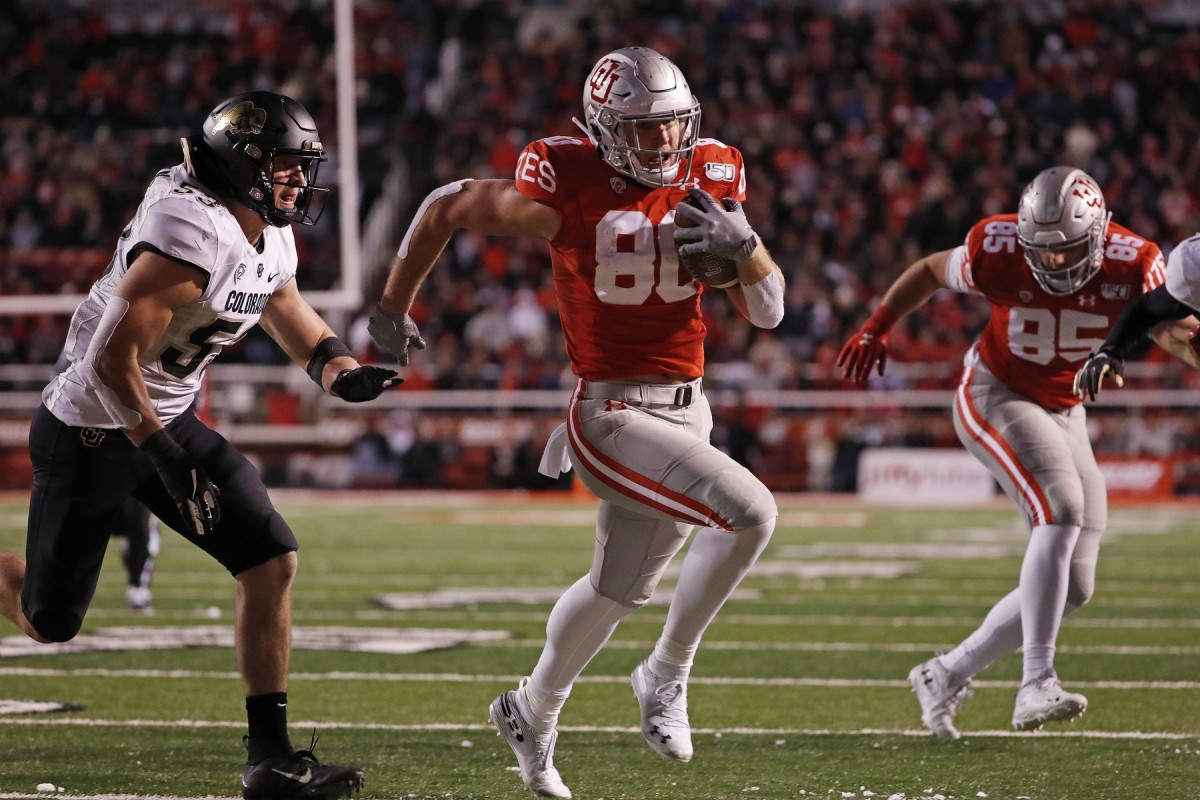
[182,90,328,227]
[1017,166,1111,295]
[574,47,701,188]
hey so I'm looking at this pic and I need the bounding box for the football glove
[673,188,759,263]
[367,304,426,365]
[1074,348,1124,401]
[140,429,220,537]
[837,306,899,383]
[331,365,403,402]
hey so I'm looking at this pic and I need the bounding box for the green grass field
[0,492,1196,800]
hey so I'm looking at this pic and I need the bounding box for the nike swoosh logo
[270,767,313,784]
[268,273,279,282]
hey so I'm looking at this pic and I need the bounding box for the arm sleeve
[1104,284,1198,356]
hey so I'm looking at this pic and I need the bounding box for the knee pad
[1045,485,1085,529]
[1066,569,1095,608]
[30,608,82,643]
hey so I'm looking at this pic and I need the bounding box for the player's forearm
[879,253,948,318]
[735,241,782,285]
[1149,317,1200,370]
[94,350,163,444]
[1104,285,1196,356]
[380,180,474,314]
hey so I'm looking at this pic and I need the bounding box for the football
[674,196,740,289]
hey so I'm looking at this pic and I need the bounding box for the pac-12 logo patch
[1101,284,1131,300]
[609,177,627,196]
[704,162,735,182]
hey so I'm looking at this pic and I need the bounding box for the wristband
[140,428,188,464]
[862,304,899,335]
[305,336,354,386]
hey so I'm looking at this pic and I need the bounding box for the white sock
[1019,523,1081,684]
[660,521,774,670]
[939,588,1023,684]
[523,575,630,730]
[648,634,697,683]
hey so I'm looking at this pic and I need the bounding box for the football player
[370,47,785,798]
[112,496,161,612]
[0,91,395,799]
[1076,232,1200,399]
[838,167,1200,737]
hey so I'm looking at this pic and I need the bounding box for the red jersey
[946,214,1166,409]
[514,136,746,380]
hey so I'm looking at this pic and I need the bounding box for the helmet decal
[211,101,267,137]
[588,59,623,105]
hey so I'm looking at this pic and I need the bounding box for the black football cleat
[241,734,365,800]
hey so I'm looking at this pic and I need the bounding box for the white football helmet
[573,47,701,188]
[1017,166,1111,295]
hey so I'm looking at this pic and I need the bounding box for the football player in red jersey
[371,47,784,797]
[839,167,1200,738]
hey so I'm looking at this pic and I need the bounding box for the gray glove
[674,188,759,262]
[367,304,426,366]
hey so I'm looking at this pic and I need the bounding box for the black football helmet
[182,90,328,227]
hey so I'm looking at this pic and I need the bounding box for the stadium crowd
[4,0,1200,490]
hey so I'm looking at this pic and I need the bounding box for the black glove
[673,188,759,262]
[140,429,220,537]
[1073,348,1125,401]
[367,304,426,366]
[331,365,403,402]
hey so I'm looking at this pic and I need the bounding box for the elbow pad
[742,271,784,329]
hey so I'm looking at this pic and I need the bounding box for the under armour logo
[1077,295,1097,308]
[80,428,106,447]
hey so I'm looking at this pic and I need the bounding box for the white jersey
[43,164,299,427]
[1165,234,1200,312]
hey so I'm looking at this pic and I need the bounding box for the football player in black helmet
[2,90,391,800]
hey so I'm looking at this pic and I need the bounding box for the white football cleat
[1012,669,1087,731]
[126,586,152,612]
[488,681,571,799]
[908,657,972,740]
[631,658,694,762]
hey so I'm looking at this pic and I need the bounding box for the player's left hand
[332,365,403,402]
[368,304,427,365]
[674,188,759,262]
[837,305,899,383]
[1074,348,1124,401]
[837,327,890,383]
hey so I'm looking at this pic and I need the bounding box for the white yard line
[0,719,1193,741]
[1,666,1197,690]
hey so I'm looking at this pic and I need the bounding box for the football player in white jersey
[838,167,1200,737]
[1076,232,1200,399]
[0,91,397,799]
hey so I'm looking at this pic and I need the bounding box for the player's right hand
[368,304,427,366]
[837,327,890,383]
[1074,348,1124,401]
[674,188,759,262]
[139,429,220,537]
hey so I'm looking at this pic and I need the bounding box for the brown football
[674,196,740,288]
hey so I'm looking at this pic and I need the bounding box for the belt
[579,378,703,408]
